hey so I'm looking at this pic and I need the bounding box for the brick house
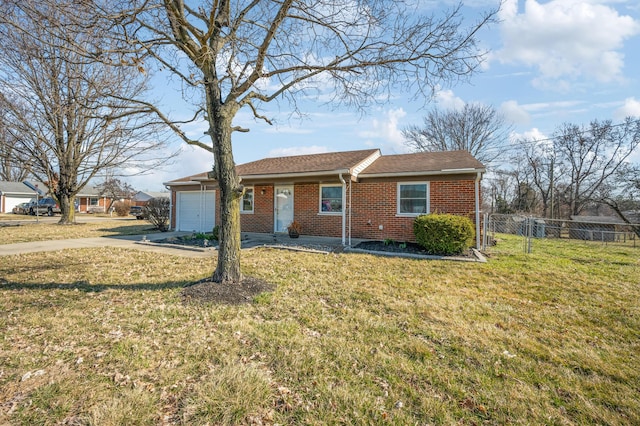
[76,186,111,213]
[164,149,485,246]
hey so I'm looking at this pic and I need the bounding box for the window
[320,185,342,213]
[89,197,99,206]
[241,187,254,213]
[397,183,429,215]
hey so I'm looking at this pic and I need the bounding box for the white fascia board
[358,168,485,179]
[239,169,351,181]
[163,181,204,187]
[166,168,354,186]
[351,150,382,178]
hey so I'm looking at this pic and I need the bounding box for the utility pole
[549,157,554,220]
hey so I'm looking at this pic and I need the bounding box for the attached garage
[175,190,215,232]
[0,181,41,213]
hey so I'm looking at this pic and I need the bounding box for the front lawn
[0,219,158,244]
[0,235,638,424]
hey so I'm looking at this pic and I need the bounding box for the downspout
[475,172,482,249]
[165,185,173,230]
[339,174,346,246]
[348,177,352,246]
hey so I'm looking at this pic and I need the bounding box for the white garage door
[4,195,34,213]
[176,190,215,232]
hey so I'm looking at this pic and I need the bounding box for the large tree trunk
[56,192,76,224]
[209,98,243,284]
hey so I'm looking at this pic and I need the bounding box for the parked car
[30,197,61,216]
[129,205,146,219]
[12,202,33,215]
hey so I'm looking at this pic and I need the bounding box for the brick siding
[179,177,480,242]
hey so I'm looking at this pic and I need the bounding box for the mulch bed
[353,241,476,259]
[354,240,428,254]
[181,276,275,305]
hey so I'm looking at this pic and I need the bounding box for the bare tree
[0,0,169,224]
[144,197,171,232]
[553,118,640,217]
[103,0,498,284]
[0,100,31,181]
[95,178,137,212]
[402,103,511,167]
[598,164,640,237]
[510,141,560,218]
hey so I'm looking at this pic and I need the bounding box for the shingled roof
[165,149,484,185]
[359,150,485,177]
[236,149,380,176]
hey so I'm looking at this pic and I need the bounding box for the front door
[274,185,294,232]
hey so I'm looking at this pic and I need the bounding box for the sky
[128,0,640,192]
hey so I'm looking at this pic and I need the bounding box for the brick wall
[350,181,415,241]
[239,185,274,232]
[179,177,480,242]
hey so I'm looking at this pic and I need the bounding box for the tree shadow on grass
[0,278,192,292]
[96,224,160,236]
[0,276,275,306]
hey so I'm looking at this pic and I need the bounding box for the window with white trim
[397,183,429,215]
[89,197,99,206]
[241,187,254,213]
[320,185,342,213]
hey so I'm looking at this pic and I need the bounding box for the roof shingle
[165,149,484,185]
[359,151,484,175]
[236,149,380,176]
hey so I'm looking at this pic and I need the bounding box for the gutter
[358,168,486,179]
[197,169,352,182]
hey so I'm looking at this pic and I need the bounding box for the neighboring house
[569,215,626,242]
[164,149,485,246]
[131,191,170,206]
[0,181,46,213]
[76,186,111,213]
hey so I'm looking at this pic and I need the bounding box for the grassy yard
[0,233,638,425]
[0,218,158,244]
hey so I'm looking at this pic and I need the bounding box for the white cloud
[267,145,329,157]
[357,108,407,151]
[509,127,548,144]
[495,0,640,89]
[613,97,640,120]
[500,100,531,125]
[433,88,466,110]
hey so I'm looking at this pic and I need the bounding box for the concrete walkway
[0,232,355,258]
[0,231,213,258]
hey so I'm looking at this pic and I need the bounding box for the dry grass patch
[0,236,638,425]
[0,219,158,244]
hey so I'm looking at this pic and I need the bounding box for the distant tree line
[404,107,640,224]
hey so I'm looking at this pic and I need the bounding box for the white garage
[175,190,216,232]
[0,181,41,213]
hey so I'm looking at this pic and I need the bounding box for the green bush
[211,225,220,241]
[413,213,475,255]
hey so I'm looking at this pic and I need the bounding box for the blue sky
[130,0,640,191]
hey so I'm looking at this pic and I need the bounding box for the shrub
[413,213,475,255]
[212,225,220,241]
[112,200,131,217]
[143,197,170,232]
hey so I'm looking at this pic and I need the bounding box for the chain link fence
[484,214,640,254]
